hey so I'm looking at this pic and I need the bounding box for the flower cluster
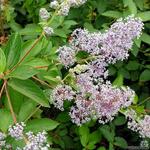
[39,8,54,36]
[51,85,75,111]
[127,114,150,138]
[22,131,50,150]
[50,0,87,16]
[8,122,50,150]
[8,122,25,140]
[51,15,144,126]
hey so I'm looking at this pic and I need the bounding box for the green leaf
[98,147,106,150]
[141,33,150,45]
[89,131,101,145]
[99,126,114,143]
[113,116,126,126]
[19,24,41,35]
[18,99,37,121]
[20,38,45,62]
[114,137,128,149]
[63,20,77,29]
[0,109,13,132]
[134,0,144,10]
[137,11,150,22]
[7,65,39,80]
[126,61,139,70]
[4,33,22,69]
[102,11,122,18]
[123,0,137,14]
[113,74,123,87]
[140,69,150,81]
[0,48,6,73]
[25,118,59,132]
[79,126,90,147]
[4,87,23,114]
[8,79,49,107]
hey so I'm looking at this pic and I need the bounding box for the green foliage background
[0,0,150,149]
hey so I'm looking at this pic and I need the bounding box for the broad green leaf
[126,61,140,70]
[99,126,114,143]
[20,38,45,62]
[8,79,49,107]
[25,118,59,132]
[0,48,6,73]
[19,24,41,35]
[133,94,138,104]
[7,65,39,80]
[140,69,150,81]
[113,116,126,126]
[23,58,49,68]
[134,0,144,10]
[102,11,122,18]
[113,74,123,87]
[79,126,90,147]
[123,0,137,14]
[89,131,101,144]
[18,99,37,121]
[141,33,150,45]
[109,142,114,150]
[4,33,22,69]
[98,147,106,150]
[137,11,150,22]
[0,109,13,132]
[114,137,128,149]
[63,20,77,29]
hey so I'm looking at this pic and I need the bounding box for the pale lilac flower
[50,0,59,9]
[8,122,25,140]
[39,8,50,21]
[58,46,76,67]
[51,85,75,110]
[43,26,54,36]
[23,131,50,150]
[87,58,108,78]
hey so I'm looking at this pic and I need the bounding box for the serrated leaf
[0,48,6,73]
[25,118,59,132]
[8,79,49,107]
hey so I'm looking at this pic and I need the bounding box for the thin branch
[5,80,17,124]
[32,76,53,88]
[0,80,6,100]
[24,105,42,122]
[138,97,150,106]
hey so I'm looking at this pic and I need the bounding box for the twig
[32,76,53,88]
[138,97,150,106]
[4,80,17,124]
[0,80,6,100]
[24,105,42,122]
